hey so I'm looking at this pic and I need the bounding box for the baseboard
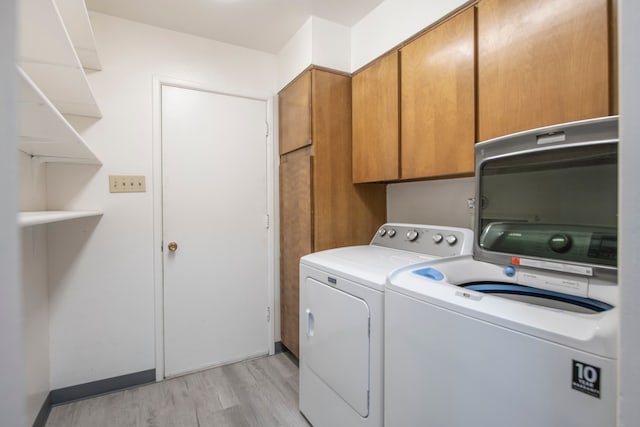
[276,342,299,366]
[32,392,51,427]
[50,369,156,406]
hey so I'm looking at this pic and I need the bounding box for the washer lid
[475,124,618,277]
[462,283,614,314]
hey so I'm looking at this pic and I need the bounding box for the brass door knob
[168,242,178,252]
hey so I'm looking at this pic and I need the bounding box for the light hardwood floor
[46,352,310,427]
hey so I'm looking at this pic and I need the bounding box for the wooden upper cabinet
[352,51,400,183]
[400,7,476,180]
[477,0,610,142]
[279,71,311,155]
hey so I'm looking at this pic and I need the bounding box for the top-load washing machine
[298,223,473,427]
[385,116,619,427]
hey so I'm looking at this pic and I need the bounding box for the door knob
[168,242,178,252]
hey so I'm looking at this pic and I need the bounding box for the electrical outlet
[109,175,146,193]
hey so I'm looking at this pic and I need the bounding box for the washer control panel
[371,223,473,257]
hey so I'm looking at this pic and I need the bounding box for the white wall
[277,0,467,84]
[46,12,278,389]
[387,178,475,229]
[277,18,312,90]
[351,0,468,70]
[277,16,350,90]
[22,225,49,425]
[0,0,25,425]
[618,0,640,424]
[20,154,47,211]
[20,150,50,426]
[311,17,350,74]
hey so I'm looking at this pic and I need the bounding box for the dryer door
[303,277,370,416]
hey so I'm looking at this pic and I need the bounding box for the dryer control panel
[371,223,473,258]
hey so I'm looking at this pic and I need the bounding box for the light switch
[109,175,146,193]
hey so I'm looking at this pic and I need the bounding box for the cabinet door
[279,146,313,357]
[352,51,400,183]
[279,71,311,155]
[400,8,475,180]
[477,0,610,142]
[312,69,354,251]
[312,69,387,251]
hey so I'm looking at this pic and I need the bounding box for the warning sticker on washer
[572,360,601,398]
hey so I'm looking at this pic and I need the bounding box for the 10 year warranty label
[572,360,601,398]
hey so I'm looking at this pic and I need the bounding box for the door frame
[152,76,276,381]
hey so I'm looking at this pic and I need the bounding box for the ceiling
[85,0,385,54]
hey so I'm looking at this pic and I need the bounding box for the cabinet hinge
[266,306,271,322]
[265,121,270,137]
[264,214,270,229]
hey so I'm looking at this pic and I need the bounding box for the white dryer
[385,116,619,427]
[299,223,473,427]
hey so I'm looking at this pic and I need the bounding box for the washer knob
[433,233,444,244]
[504,266,516,277]
[388,229,397,238]
[549,233,572,253]
[378,228,387,237]
[406,230,419,242]
[445,235,458,246]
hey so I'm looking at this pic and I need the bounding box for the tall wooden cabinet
[279,68,386,357]
[477,0,611,141]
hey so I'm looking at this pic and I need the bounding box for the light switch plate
[109,175,146,193]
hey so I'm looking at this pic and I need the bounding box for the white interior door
[161,84,269,377]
